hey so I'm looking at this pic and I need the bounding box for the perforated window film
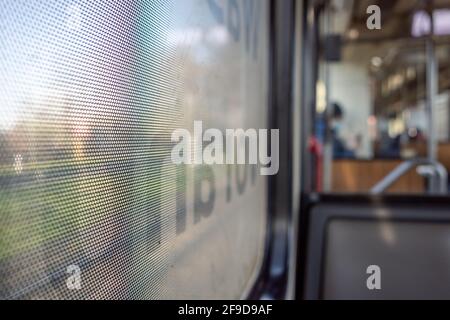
[0,0,269,299]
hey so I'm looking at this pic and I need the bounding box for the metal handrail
[370,158,448,195]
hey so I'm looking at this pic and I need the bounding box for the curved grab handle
[370,159,448,195]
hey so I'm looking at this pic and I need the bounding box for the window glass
[0,0,269,299]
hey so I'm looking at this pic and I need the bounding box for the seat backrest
[304,196,450,300]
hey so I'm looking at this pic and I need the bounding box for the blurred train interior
[2,0,450,300]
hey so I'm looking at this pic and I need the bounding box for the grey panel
[324,220,450,299]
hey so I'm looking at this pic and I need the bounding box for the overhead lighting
[412,9,450,37]
[316,81,327,114]
[406,67,416,80]
[371,56,383,68]
[347,28,359,40]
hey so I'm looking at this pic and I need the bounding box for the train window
[0,0,270,299]
[311,0,450,196]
